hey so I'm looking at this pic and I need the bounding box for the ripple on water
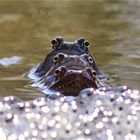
[0,56,23,67]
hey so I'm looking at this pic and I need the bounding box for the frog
[28,37,107,96]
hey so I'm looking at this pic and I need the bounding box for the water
[0,0,140,100]
[0,1,140,139]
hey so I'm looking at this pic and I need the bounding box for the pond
[0,0,140,100]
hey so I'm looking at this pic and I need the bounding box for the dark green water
[0,0,139,100]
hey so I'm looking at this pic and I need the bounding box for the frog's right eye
[84,40,90,48]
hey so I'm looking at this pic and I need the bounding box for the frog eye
[92,70,97,76]
[53,53,65,63]
[51,37,64,49]
[51,39,58,48]
[84,40,90,47]
[88,56,93,63]
[53,55,59,62]
[55,68,61,76]
[91,70,97,79]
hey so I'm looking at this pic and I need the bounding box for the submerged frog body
[28,37,107,96]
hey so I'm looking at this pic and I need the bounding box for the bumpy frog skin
[28,37,107,96]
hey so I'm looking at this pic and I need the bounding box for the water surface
[0,0,139,100]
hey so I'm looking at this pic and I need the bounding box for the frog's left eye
[84,40,90,47]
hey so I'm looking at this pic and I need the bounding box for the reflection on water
[0,0,139,100]
[0,56,22,67]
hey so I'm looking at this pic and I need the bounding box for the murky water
[0,0,139,100]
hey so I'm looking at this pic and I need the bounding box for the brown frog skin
[28,37,107,96]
